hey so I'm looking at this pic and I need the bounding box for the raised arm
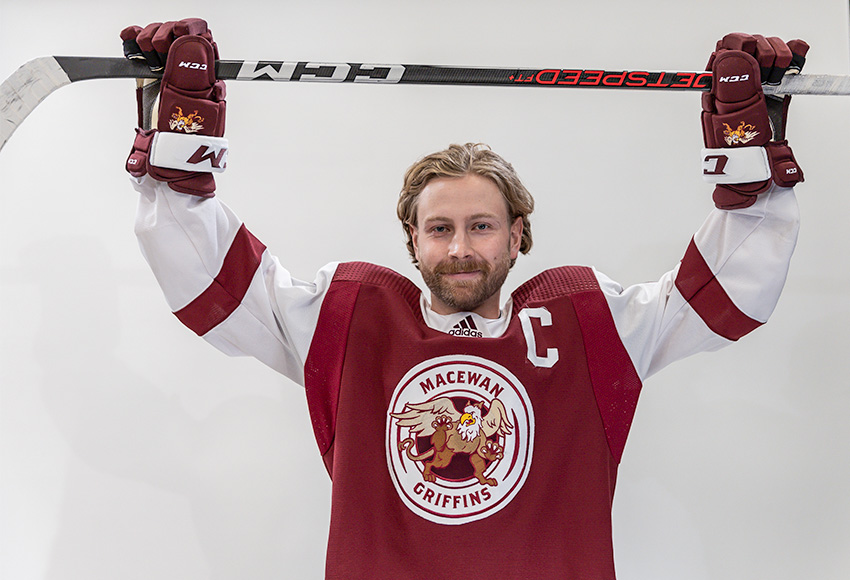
[604,33,807,380]
[124,20,331,385]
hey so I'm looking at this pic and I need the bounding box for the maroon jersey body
[305,262,642,579]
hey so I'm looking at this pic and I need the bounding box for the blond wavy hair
[397,143,534,268]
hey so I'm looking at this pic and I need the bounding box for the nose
[448,230,473,259]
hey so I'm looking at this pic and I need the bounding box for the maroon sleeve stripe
[675,239,763,341]
[173,224,267,336]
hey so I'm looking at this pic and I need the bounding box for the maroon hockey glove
[123,19,227,197]
[701,33,808,209]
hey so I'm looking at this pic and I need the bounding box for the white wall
[1,1,848,578]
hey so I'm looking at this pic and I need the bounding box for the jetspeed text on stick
[511,69,712,89]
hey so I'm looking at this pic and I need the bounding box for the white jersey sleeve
[133,174,798,388]
[133,175,336,386]
[599,184,799,381]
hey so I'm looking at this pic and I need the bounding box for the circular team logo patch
[386,355,535,525]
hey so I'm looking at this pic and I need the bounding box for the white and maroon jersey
[131,175,799,578]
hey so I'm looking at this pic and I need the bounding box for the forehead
[416,174,508,222]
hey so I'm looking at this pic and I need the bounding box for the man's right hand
[122,19,227,197]
[700,33,808,209]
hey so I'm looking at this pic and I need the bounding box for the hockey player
[122,20,807,579]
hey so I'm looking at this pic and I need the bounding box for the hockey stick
[3,55,849,152]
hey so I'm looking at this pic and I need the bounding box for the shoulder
[333,261,417,288]
[330,261,423,312]
[511,266,601,308]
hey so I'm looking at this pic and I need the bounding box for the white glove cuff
[150,132,228,173]
[701,147,770,184]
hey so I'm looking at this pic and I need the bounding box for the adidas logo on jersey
[449,315,483,338]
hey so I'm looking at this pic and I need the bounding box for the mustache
[432,260,491,275]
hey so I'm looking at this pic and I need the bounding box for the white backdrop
[2,1,849,578]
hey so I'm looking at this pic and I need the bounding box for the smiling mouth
[443,270,482,280]
[433,260,490,280]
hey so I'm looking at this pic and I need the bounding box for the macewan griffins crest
[391,397,514,486]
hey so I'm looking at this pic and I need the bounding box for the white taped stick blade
[150,132,228,173]
[701,147,770,184]
[1,57,72,152]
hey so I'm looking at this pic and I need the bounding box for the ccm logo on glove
[703,154,729,175]
[179,61,208,70]
[718,74,750,83]
[187,144,227,169]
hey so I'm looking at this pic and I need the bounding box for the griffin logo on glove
[169,107,205,133]
[723,122,759,145]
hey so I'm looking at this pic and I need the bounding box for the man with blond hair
[124,19,807,579]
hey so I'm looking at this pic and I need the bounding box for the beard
[420,252,512,314]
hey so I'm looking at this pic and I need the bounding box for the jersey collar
[419,295,513,338]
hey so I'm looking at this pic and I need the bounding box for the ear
[509,216,523,259]
[409,223,421,262]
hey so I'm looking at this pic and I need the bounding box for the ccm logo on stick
[236,61,404,83]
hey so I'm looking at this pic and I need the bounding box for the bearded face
[410,174,522,318]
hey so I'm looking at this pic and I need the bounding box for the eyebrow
[421,213,502,224]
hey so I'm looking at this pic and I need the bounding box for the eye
[472,223,491,231]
